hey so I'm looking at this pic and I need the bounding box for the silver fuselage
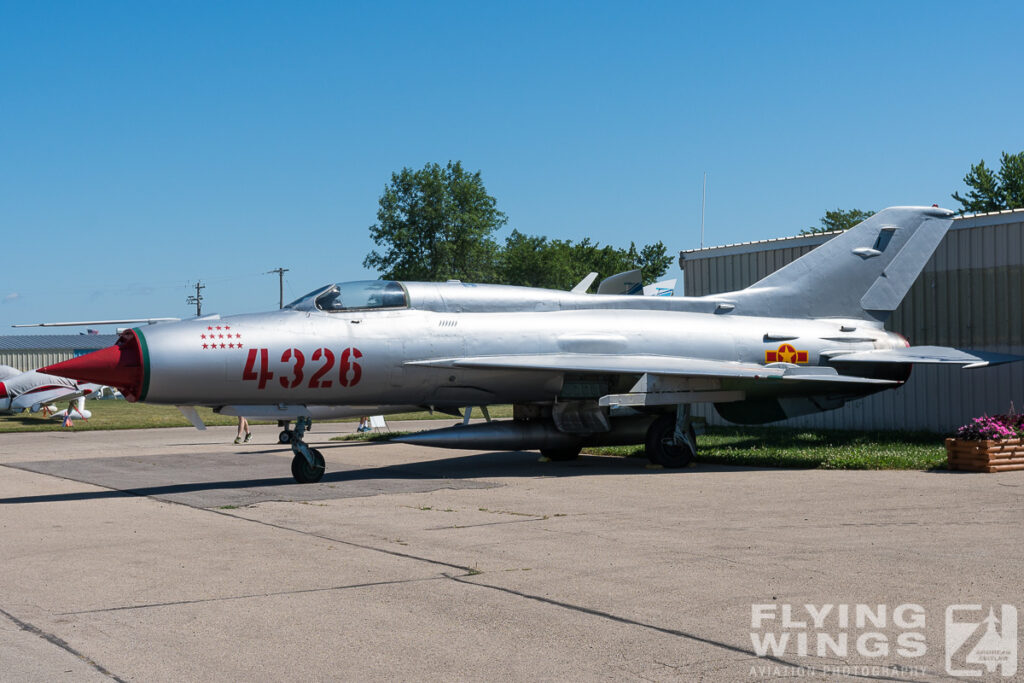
[134,282,905,407]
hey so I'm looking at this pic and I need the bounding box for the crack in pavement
[60,576,447,615]
[0,605,127,683]
[209,507,476,572]
[424,517,545,530]
[443,575,934,683]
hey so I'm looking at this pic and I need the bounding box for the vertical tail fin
[724,206,953,321]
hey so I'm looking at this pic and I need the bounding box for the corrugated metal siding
[0,351,77,372]
[0,335,118,372]
[683,213,1024,433]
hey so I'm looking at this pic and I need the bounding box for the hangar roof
[0,335,118,351]
[679,208,1024,260]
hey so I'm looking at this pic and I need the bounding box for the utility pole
[267,267,289,309]
[186,281,205,316]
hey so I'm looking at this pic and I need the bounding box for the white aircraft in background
[0,364,107,420]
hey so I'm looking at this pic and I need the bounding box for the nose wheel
[285,417,325,483]
[291,448,325,483]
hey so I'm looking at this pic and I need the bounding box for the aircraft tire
[540,447,581,461]
[291,448,326,483]
[645,413,696,468]
[279,430,293,444]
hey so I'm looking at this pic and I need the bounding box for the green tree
[997,151,1024,209]
[951,151,1024,214]
[499,232,673,290]
[800,208,875,235]
[499,231,576,289]
[363,161,506,281]
[952,159,1003,214]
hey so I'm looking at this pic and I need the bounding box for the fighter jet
[37,206,1020,482]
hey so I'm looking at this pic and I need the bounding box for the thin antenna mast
[700,172,707,249]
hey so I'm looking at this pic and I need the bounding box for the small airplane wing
[0,365,22,381]
[825,346,1024,368]
[570,272,599,294]
[11,386,92,412]
[406,354,895,385]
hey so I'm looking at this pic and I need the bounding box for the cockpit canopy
[285,281,408,312]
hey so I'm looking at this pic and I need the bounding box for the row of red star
[200,333,240,340]
[202,342,243,350]
[207,325,232,330]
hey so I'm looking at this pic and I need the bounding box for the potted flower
[946,413,1024,472]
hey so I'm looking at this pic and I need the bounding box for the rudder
[721,206,953,321]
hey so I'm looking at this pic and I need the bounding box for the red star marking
[216,326,222,330]
[224,326,231,330]
[235,333,241,339]
[237,342,244,348]
[777,344,797,363]
[228,343,235,349]
[220,343,226,349]
[218,334,224,339]
[201,334,206,339]
[202,343,209,349]
[207,326,213,331]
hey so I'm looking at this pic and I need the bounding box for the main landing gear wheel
[645,413,696,468]
[291,448,325,483]
[278,430,293,444]
[540,446,582,461]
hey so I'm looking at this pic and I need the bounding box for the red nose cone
[40,330,145,401]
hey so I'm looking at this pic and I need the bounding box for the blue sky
[2,1,1022,330]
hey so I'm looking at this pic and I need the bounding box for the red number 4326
[242,347,362,390]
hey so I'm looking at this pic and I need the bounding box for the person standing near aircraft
[235,416,252,444]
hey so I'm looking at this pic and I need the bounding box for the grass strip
[585,426,946,470]
[3,403,948,470]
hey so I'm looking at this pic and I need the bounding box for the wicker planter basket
[946,437,1024,472]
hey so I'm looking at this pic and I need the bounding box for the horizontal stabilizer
[780,366,897,385]
[827,346,1024,368]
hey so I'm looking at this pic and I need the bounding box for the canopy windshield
[285,281,408,312]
